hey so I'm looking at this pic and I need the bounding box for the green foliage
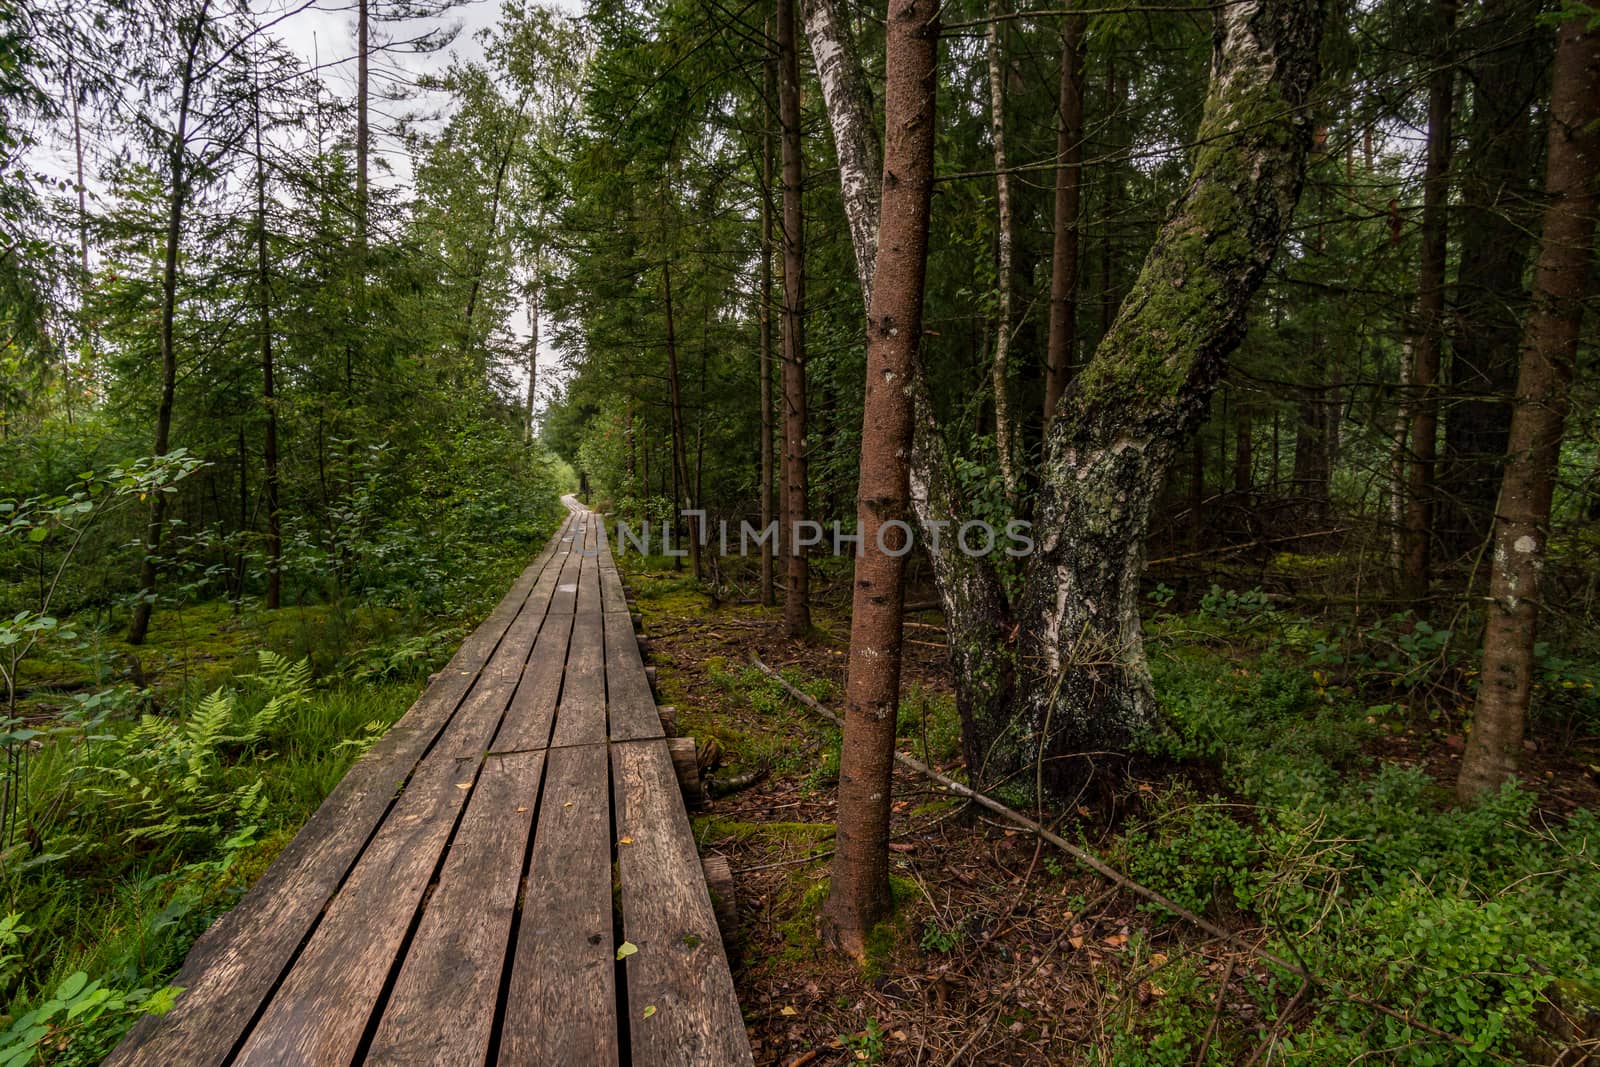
[838,1017,887,1063]
[1123,649,1600,1062]
[0,971,178,1067]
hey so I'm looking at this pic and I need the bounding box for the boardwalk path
[107,499,753,1066]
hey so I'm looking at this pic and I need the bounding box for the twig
[752,657,1509,1060]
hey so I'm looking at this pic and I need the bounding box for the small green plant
[838,1017,887,1063]
[0,971,180,1067]
[918,916,968,954]
[1198,584,1271,622]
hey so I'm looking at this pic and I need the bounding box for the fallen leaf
[619,836,635,845]
[616,941,638,961]
[564,801,574,808]
[779,1006,798,1017]
[642,1005,657,1019]
[515,806,528,813]
[455,782,471,790]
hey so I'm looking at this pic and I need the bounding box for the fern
[72,652,311,852]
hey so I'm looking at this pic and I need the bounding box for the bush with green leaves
[1119,650,1600,1063]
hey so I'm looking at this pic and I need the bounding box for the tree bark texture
[806,0,1323,799]
[1013,0,1324,795]
[780,0,811,635]
[801,0,880,298]
[1043,11,1087,429]
[821,0,939,959]
[985,0,1017,501]
[1458,18,1599,801]
[1401,0,1457,600]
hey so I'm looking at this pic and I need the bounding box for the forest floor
[623,556,1600,1066]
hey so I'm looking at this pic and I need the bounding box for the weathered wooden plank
[575,516,603,614]
[362,750,545,1067]
[488,611,573,753]
[548,526,584,615]
[229,580,552,1066]
[612,740,753,1066]
[102,530,568,1067]
[550,611,606,747]
[604,609,664,741]
[498,743,619,1067]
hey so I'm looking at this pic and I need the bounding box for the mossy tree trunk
[808,0,1324,800]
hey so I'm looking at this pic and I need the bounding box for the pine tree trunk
[759,38,778,608]
[1401,0,1457,601]
[985,0,1017,500]
[1043,12,1086,428]
[129,1,210,645]
[1234,403,1253,495]
[662,258,701,579]
[1440,0,1545,556]
[820,0,939,959]
[1458,18,1600,801]
[779,0,810,636]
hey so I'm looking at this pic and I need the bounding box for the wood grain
[363,751,545,1067]
[612,740,753,1066]
[604,609,663,741]
[550,611,605,747]
[498,743,619,1066]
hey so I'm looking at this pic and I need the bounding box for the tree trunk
[985,0,1017,500]
[760,39,778,608]
[1043,11,1086,429]
[1098,57,1124,341]
[780,0,810,636]
[1440,0,1545,557]
[1234,402,1253,495]
[129,1,210,645]
[662,258,701,579]
[1400,0,1458,601]
[808,0,1324,798]
[801,0,879,297]
[820,0,939,959]
[254,76,281,611]
[1015,0,1324,797]
[1458,18,1599,801]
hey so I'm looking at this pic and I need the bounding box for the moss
[693,815,833,848]
[775,878,831,960]
[860,874,921,979]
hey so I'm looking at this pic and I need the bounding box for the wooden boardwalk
[106,499,753,1067]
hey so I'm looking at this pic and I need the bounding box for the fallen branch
[751,656,1502,1058]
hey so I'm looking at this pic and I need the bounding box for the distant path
[106,498,753,1066]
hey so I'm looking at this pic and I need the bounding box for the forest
[2,0,1599,1061]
